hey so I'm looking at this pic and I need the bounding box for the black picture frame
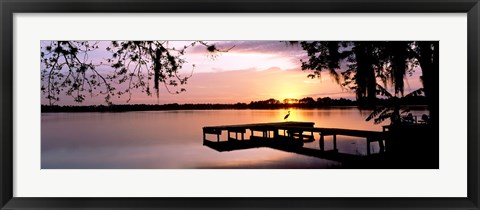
[1,0,479,209]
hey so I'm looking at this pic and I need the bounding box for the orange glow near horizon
[41,41,425,106]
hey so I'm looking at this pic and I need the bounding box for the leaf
[376,84,392,98]
[405,88,424,97]
[374,112,393,124]
[366,106,387,121]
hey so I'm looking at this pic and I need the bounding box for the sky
[40,41,424,105]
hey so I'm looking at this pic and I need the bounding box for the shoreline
[41,104,430,113]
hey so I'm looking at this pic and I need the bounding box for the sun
[273,81,304,102]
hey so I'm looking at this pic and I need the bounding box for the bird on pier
[284,111,291,121]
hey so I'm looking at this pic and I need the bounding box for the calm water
[41,108,428,169]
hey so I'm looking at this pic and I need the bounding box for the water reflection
[41,108,428,169]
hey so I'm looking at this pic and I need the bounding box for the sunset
[41,40,437,169]
[40,41,424,105]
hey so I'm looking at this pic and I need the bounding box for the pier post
[379,140,385,153]
[319,134,325,151]
[367,138,371,155]
[333,134,337,151]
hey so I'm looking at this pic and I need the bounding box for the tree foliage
[299,41,437,105]
[366,86,424,124]
[41,41,232,105]
[297,41,438,125]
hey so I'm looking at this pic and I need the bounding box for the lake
[41,108,428,169]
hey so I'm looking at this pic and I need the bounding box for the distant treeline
[41,96,428,112]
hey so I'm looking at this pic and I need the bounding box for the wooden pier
[203,121,387,163]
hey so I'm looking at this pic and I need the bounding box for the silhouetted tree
[299,97,315,105]
[316,97,334,106]
[415,41,438,101]
[265,98,281,105]
[300,41,379,105]
[350,42,377,104]
[41,41,233,105]
[299,41,434,107]
[366,85,424,124]
[300,41,348,83]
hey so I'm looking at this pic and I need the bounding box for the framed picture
[1,0,478,209]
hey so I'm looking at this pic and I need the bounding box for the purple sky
[41,41,424,105]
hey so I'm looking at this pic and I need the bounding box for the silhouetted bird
[284,111,291,120]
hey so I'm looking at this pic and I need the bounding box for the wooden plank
[331,128,383,138]
[274,126,384,138]
[203,127,222,135]
[204,121,315,130]
[226,127,246,133]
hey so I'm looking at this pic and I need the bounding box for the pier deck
[203,121,315,142]
[203,122,387,163]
